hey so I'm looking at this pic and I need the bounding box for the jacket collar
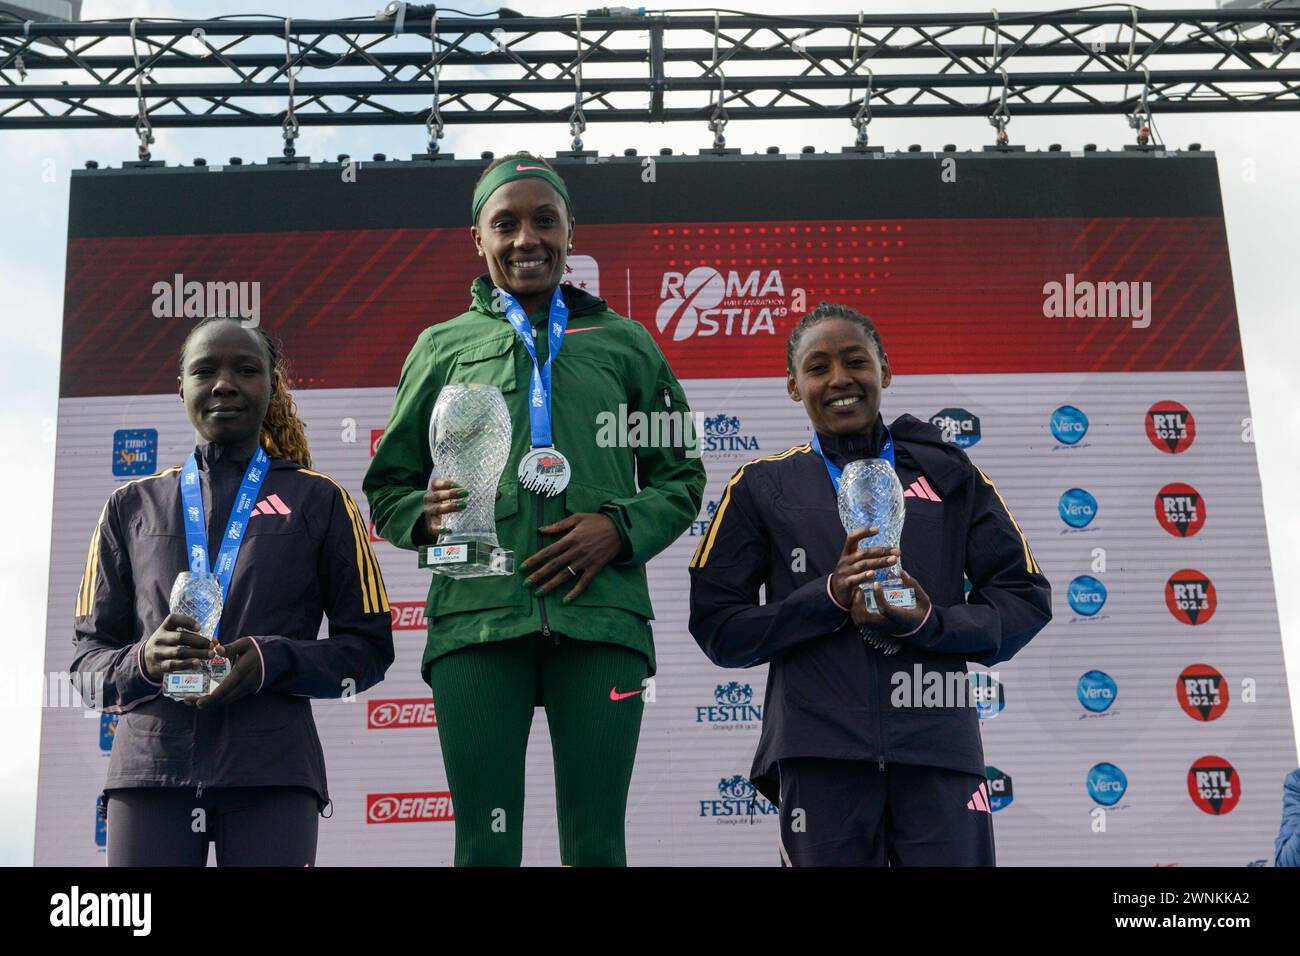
[469,273,608,321]
[813,415,886,468]
[193,440,298,471]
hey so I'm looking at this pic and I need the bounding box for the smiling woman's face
[787,316,892,436]
[178,321,273,447]
[471,177,573,308]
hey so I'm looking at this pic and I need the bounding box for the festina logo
[49,886,152,936]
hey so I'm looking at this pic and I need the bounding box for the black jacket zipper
[536,494,555,643]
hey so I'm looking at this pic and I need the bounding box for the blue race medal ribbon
[498,286,572,496]
[180,445,271,639]
[810,424,895,495]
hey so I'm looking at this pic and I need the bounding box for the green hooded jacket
[363,275,706,682]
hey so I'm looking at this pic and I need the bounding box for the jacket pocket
[447,334,518,394]
[557,479,653,618]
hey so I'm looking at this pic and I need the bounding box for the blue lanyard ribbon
[498,286,569,448]
[180,446,270,638]
[810,424,895,495]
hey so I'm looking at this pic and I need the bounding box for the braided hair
[786,301,886,374]
[179,317,313,468]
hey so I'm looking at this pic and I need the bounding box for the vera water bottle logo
[1086,762,1128,806]
[1067,575,1107,616]
[1077,670,1117,713]
[1050,405,1089,445]
[1059,488,1098,529]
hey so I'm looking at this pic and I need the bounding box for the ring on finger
[566,564,578,578]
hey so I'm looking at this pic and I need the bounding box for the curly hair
[179,317,313,468]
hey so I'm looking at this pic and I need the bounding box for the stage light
[908,144,921,152]
[193,158,207,167]
[1049,144,1062,151]
[943,144,956,152]
[337,154,350,163]
[801,145,814,153]
[659,148,672,155]
[373,153,387,161]
[623,148,637,156]
[1083,144,1097,152]
[481,151,494,160]
[765,146,779,154]
[229,157,243,165]
[1189,143,1202,151]
[83,160,97,169]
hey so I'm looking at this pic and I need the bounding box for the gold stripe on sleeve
[975,466,1041,575]
[691,443,811,570]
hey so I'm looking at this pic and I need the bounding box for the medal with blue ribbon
[810,425,896,494]
[179,445,271,639]
[498,285,572,496]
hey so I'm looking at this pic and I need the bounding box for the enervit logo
[368,519,386,544]
[390,601,427,631]
[1086,762,1128,806]
[1050,405,1089,445]
[1077,670,1117,713]
[696,682,763,724]
[370,429,384,456]
[1177,663,1228,721]
[1155,483,1205,537]
[698,775,779,819]
[112,428,158,477]
[99,712,118,752]
[1165,569,1216,625]
[655,268,782,341]
[1188,756,1240,815]
[1059,488,1098,529]
[689,499,720,537]
[1146,401,1195,454]
[985,767,1013,811]
[968,672,1005,719]
[701,414,760,455]
[930,408,981,447]
[367,698,437,729]
[1067,575,1107,617]
[366,791,454,823]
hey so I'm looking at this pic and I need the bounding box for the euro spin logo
[695,682,764,726]
[1067,575,1107,617]
[1077,670,1117,714]
[1087,762,1128,806]
[1059,488,1098,529]
[1146,401,1196,454]
[1165,569,1216,625]
[1155,483,1205,537]
[112,428,158,477]
[99,713,118,752]
[1050,405,1089,445]
[702,414,760,456]
[1188,756,1241,815]
[985,767,1013,811]
[1177,663,1228,721]
[655,268,783,341]
[930,408,981,447]
[698,775,778,821]
[689,499,720,536]
[968,672,1005,719]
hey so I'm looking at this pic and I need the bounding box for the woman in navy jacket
[71,316,394,866]
[688,302,1051,866]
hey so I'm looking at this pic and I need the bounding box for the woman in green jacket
[364,152,705,866]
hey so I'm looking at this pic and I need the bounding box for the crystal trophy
[837,458,915,655]
[163,570,223,700]
[419,383,515,577]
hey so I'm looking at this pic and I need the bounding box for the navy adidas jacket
[688,414,1051,804]
[70,441,394,807]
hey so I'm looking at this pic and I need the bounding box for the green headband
[471,160,572,225]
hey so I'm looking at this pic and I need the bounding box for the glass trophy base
[863,583,917,612]
[163,668,210,700]
[420,541,515,577]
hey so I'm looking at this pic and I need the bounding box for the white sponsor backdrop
[35,370,1295,865]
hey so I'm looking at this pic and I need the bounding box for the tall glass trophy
[163,570,224,700]
[837,458,915,655]
[418,383,515,577]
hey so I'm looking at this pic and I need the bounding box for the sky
[1,0,1297,865]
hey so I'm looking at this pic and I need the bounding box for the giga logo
[1155,483,1205,537]
[1067,575,1107,617]
[655,268,783,341]
[99,712,118,752]
[1177,663,1228,721]
[702,414,760,456]
[1050,405,1089,445]
[930,408,981,447]
[1146,400,1195,454]
[699,775,778,822]
[1059,488,1098,530]
[1077,670,1117,715]
[696,682,763,726]
[1086,762,1128,806]
[1188,756,1241,815]
[1165,569,1216,625]
[689,499,720,536]
[985,767,1013,811]
[367,698,437,729]
[968,672,1005,719]
[366,791,454,823]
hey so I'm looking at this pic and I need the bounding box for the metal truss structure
[1,7,1299,158]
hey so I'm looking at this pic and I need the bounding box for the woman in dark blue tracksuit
[688,302,1052,866]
